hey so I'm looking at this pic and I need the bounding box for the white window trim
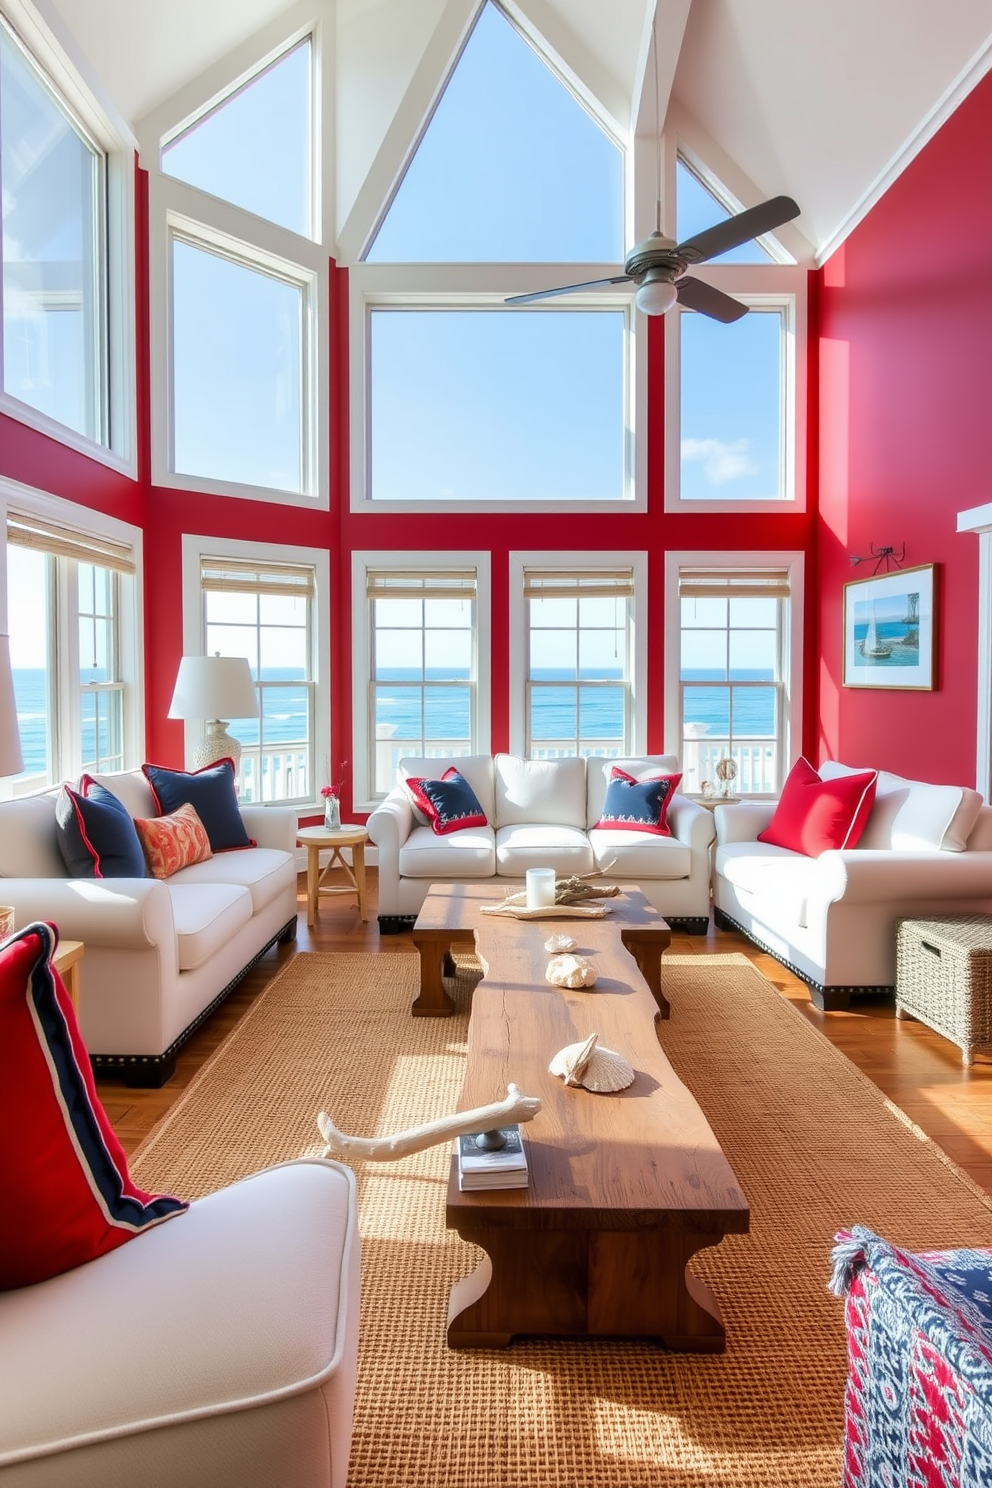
[508,550,648,758]
[349,267,645,513]
[663,549,805,794]
[181,533,330,816]
[149,194,328,506]
[664,271,807,514]
[0,473,145,790]
[351,549,491,811]
[0,5,137,476]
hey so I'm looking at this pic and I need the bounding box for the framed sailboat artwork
[843,564,937,689]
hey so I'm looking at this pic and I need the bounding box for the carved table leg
[446,1222,728,1350]
[623,934,671,1019]
[411,934,456,1016]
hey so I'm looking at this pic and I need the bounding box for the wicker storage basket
[895,915,992,1065]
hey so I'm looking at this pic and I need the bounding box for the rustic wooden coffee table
[445,914,749,1350]
[411,881,672,1018]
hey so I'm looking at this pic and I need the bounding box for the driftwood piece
[317,1082,542,1163]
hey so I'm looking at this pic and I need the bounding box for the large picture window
[0,18,107,445]
[5,507,139,792]
[199,556,316,804]
[170,232,310,494]
[368,306,626,504]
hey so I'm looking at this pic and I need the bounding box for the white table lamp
[0,635,25,778]
[168,654,260,773]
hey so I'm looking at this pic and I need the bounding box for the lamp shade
[168,655,260,722]
[0,636,24,777]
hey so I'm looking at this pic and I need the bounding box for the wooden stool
[298,825,369,926]
[53,939,85,1012]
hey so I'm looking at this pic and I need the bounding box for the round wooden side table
[297,825,369,926]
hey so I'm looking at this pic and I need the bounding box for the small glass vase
[323,794,341,831]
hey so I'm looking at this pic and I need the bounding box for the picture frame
[843,563,937,690]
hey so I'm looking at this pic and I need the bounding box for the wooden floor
[98,869,992,1194]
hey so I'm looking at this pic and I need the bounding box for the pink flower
[320,762,348,799]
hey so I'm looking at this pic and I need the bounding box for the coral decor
[134,802,213,879]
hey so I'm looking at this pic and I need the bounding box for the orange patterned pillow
[134,801,213,879]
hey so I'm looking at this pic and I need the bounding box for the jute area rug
[132,952,992,1488]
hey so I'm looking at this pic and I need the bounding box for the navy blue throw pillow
[55,779,147,878]
[142,759,252,852]
[406,767,488,836]
[596,768,683,836]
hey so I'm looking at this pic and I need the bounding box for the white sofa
[368,753,715,932]
[0,1159,360,1488]
[713,760,992,1009]
[0,770,299,1085]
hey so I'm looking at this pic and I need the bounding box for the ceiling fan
[505,193,802,322]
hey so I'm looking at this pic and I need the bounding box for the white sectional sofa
[368,753,715,932]
[713,760,992,1009]
[0,770,299,1084]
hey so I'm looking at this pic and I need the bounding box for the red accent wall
[817,70,992,784]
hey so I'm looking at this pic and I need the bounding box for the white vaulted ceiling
[38,0,992,260]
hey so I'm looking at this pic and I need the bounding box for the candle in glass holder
[525,868,556,910]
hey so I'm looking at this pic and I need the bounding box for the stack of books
[456,1125,529,1191]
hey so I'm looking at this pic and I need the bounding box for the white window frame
[350,274,644,513]
[664,276,806,514]
[346,1,641,515]
[181,533,330,816]
[664,550,804,797]
[1,474,144,795]
[351,549,491,810]
[143,8,331,508]
[509,551,647,758]
[159,213,320,503]
[0,2,137,476]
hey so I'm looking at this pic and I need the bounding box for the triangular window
[162,39,311,238]
[366,3,622,263]
[676,158,774,264]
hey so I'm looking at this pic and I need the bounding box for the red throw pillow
[758,757,877,857]
[0,923,187,1290]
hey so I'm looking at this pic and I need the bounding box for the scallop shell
[545,953,597,990]
[548,1032,635,1093]
[544,933,577,954]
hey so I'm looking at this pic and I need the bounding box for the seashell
[548,1032,635,1093]
[545,953,597,989]
[544,933,577,954]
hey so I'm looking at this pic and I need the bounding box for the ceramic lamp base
[191,720,241,773]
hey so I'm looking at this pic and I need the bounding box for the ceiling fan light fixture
[634,277,678,316]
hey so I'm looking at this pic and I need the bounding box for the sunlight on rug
[131,950,992,1488]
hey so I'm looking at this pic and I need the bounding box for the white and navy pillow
[55,777,147,878]
[405,767,488,836]
[596,767,682,836]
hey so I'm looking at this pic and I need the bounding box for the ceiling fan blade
[675,276,749,323]
[676,195,801,264]
[504,275,631,306]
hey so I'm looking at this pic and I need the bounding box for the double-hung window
[5,507,139,792]
[665,555,803,797]
[366,568,478,796]
[509,554,646,759]
[198,556,316,804]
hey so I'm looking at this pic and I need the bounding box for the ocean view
[12,666,776,779]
